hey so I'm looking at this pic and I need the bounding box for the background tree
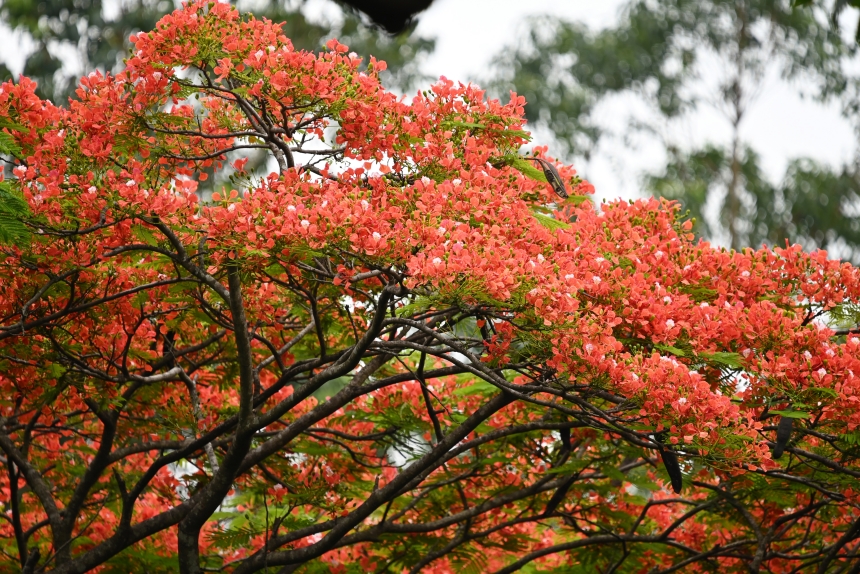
[489,0,860,256]
[796,0,860,42]
[3,3,860,572]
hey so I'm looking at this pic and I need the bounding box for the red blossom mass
[1,2,860,573]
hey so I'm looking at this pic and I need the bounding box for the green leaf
[700,351,743,369]
[655,344,686,357]
[600,464,627,482]
[0,180,31,245]
[0,117,28,132]
[839,430,860,445]
[49,363,66,379]
[627,471,660,492]
[804,386,839,399]
[493,154,549,183]
[0,131,22,155]
[132,224,159,246]
[532,211,570,230]
[286,244,325,262]
[207,524,258,548]
[442,120,485,129]
[490,128,531,140]
[509,157,548,183]
[263,263,286,276]
[452,316,481,338]
[396,295,434,318]
[453,380,498,396]
[545,458,590,475]
[0,181,29,215]
[678,285,718,303]
[563,193,590,205]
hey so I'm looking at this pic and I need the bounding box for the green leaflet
[545,458,591,475]
[654,343,687,357]
[440,121,530,142]
[599,464,627,483]
[564,194,590,205]
[132,224,160,246]
[396,295,434,317]
[263,263,286,276]
[451,315,482,338]
[840,430,860,445]
[678,284,718,302]
[654,344,743,370]
[700,351,743,369]
[207,524,258,549]
[442,120,486,129]
[0,117,28,132]
[828,302,860,331]
[804,386,839,399]
[496,128,531,139]
[508,156,548,183]
[532,210,571,230]
[452,380,497,396]
[149,110,195,127]
[0,131,22,156]
[285,244,326,262]
[449,546,489,574]
[626,469,660,492]
[0,180,31,245]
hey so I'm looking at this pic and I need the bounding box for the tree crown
[2,2,860,572]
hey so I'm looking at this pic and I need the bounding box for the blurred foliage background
[2,0,860,260]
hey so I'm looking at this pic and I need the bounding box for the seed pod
[163,330,177,369]
[772,416,794,459]
[559,426,571,452]
[660,448,683,494]
[527,157,569,199]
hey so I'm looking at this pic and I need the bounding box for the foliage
[2,3,860,573]
[794,0,860,42]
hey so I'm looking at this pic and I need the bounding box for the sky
[3,0,857,204]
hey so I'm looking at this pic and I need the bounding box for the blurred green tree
[490,0,860,256]
[795,0,860,42]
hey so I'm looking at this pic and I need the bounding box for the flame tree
[1,3,860,572]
